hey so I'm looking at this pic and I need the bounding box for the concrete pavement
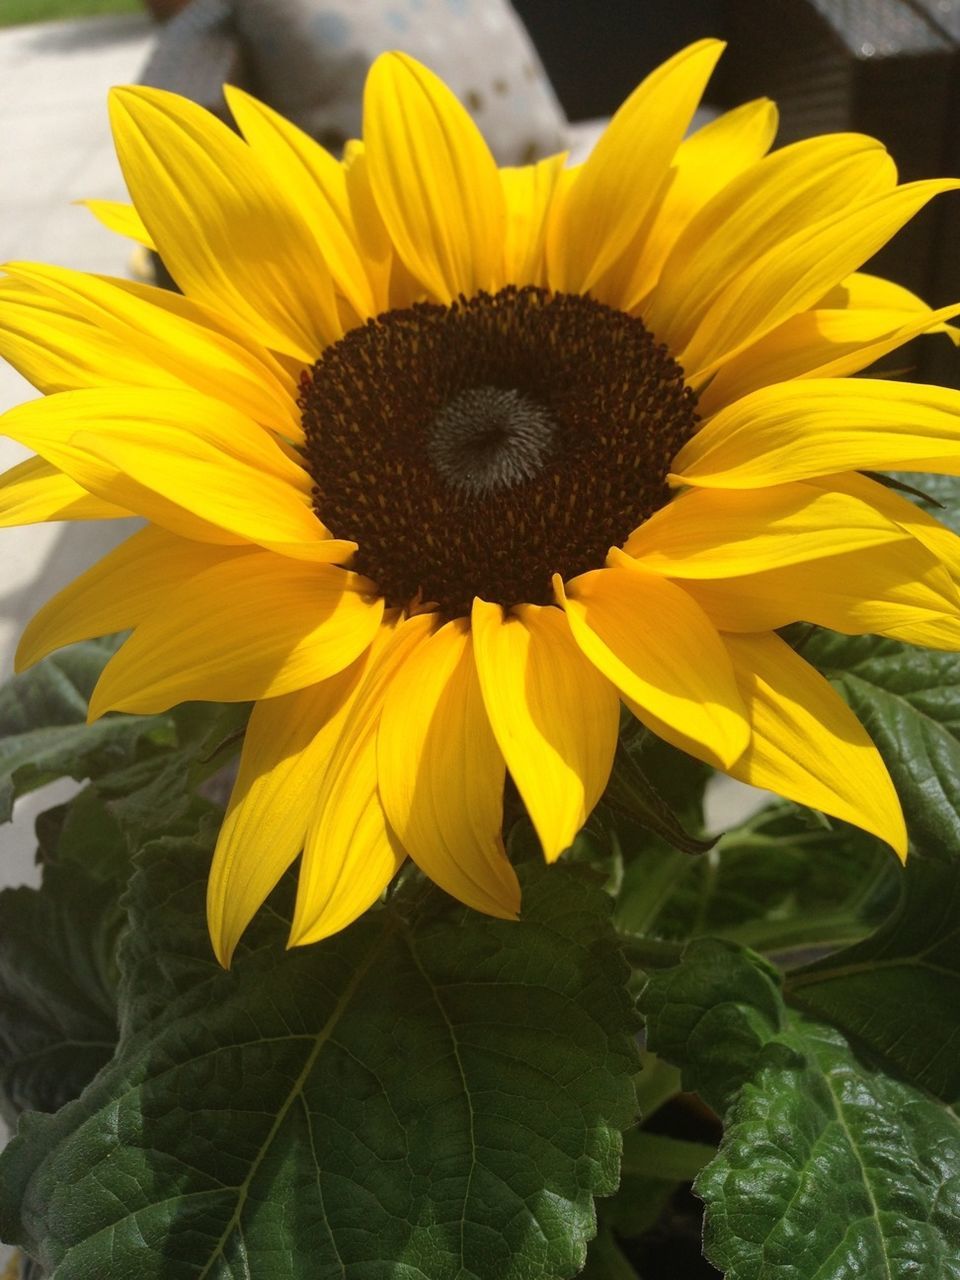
[0,12,154,892]
[0,17,155,1243]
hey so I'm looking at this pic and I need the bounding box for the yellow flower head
[3,41,960,964]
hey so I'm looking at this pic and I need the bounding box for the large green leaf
[700,1017,960,1280]
[787,850,960,1103]
[642,939,960,1280]
[0,858,120,1126]
[0,680,244,1129]
[0,713,232,1127]
[0,838,639,1280]
[0,637,172,822]
[641,939,783,1114]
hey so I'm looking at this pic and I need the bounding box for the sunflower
[3,40,960,964]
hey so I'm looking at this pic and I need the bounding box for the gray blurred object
[140,0,245,112]
[140,0,567,165]
[716,0,960,386]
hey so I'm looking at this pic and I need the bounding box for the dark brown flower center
[299,285,698,616]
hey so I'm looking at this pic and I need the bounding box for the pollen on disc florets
[299,285,699,617]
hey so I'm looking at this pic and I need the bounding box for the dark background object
[511,0,723,120]
[715,0,960,385]
[517,0,960,385]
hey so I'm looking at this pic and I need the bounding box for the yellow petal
[609,96,779,311]
[0,388,345,557]
[799,471,960,650]
[547,39,724,295]
[698,301,960,415]
[0,263,299,434]
[647,132,896,353]
[16,525,246,671]
[225,86,378,321]
[88,556,383,718]
[500,152,568,287]
[289,614,435,947]
[819,271,939,311]
[809,470,960,583]
[363,53,506,302]
[108,85,339,360]
[672,378,960,489]
[378,617,520,919]
[73,426,350,561]
[722,631,906,857]
[681,179,959,381]
[0,455,128,526]
[342,142,393,315]
[556,567,748,770]
[78,198,155,248]
[208,660,367,967]
[471,599,619,862]
[622,481,910,576]
[681,539,960,642]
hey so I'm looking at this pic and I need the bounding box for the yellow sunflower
[4,40,960,965]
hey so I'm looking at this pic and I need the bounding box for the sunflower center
[427,385,558,496]
[299,285,698,616]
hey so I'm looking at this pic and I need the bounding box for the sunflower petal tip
[107,84,139,115]
[286,915,317,951]
[540,836,570,866]
[12,639,33,676]
[85,679,115,724]
[886,812,909,863]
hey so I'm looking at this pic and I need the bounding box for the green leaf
[0,688,245,1127]
[787,850,960,1103]
[93,700,247,853]
[642,941,960,1280]
[620,716,713,828]
[0,637,173,823]
[0,700,242,1119]
[0,757,140,1124]
[0,839,639,1280]
[700,1016,960,1280]
[616,803,895,955]
[0,859,121,1126]
[641,938,784,1114]
[604,744,715,855]
[801,627,960,859]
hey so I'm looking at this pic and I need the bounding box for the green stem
[615,932,685,969]
[715,913,870,958]
[587,1225,642,1280]
[620,1130,716,1181]
[634,1051,682,1119]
